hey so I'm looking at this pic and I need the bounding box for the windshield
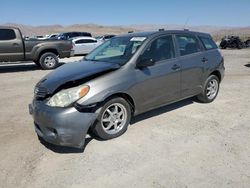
[84,36,147,65]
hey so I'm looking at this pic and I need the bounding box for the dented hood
[37,59,120,94]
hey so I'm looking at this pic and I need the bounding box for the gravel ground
[0,50,250,188]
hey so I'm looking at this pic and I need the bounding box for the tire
[91,97,132,140]
[232,43,237,49]
[39,52,59,70]
[237,44,243,49]
[197,75,220,103]
[220,44,226,49]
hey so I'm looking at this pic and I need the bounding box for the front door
[0,28,24,62]
[133,35,181,113]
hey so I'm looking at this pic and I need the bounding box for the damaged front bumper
[29,100,98,148]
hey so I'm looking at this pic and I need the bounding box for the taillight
[71,42,75,49]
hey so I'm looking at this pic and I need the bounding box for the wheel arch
[102,92,135,115]
[36,48,59,62]
[209,70,222,82]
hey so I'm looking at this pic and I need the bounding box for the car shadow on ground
[130,98,194,125]
[38,136,93,154]
[244,63,250,68]
[0,62,65,73]
[39,98,195,154]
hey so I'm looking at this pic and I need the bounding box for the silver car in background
[72,37,103,55]
[29,30,225,149]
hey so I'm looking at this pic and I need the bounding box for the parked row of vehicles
[0,26,116,69]
[0,26,73,69]
[27,32,116,41]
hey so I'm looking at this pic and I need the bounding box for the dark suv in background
[30,29,225,148]
[57,32,92,40]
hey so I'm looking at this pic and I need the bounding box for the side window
[140,35,175,62]
[65,33,70,39]
[176,35,201,56]
[199,36,218,50]
[0,29,16,40]
[105,35,114,39]
[75,39,84,44]
[68,33,75,38]
[90,39,97,43]
[86,33,92,37]
[83,39,97,43]
[75,39,97,44]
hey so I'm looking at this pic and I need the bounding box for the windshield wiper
[84,57,96,61]
[84,57,102,62]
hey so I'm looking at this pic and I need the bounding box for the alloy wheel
[44,56,56,68]
[206,79,218,100]
[101,103,128,134]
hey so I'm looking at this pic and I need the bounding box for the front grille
[34,86,48,99]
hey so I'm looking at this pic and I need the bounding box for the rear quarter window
[199,36,218,50]
[0,29,16,40]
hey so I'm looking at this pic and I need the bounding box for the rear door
[74,39,85,54]
[198,36,222,80]
[80,39,98,53]
[174,34,204,97]
[74,39,98,54]
[0,28,24,62]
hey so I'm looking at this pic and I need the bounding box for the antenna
[184,17,190,30]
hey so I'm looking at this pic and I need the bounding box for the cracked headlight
[46,85,89,107]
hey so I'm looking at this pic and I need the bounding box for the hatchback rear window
[199,37,218,50]
[0,29,16,40]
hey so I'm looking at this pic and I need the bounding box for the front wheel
[197,75,220,103]
[39,52,59,70]
[91,97,131,140]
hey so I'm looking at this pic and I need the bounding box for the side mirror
[136,57,155,69]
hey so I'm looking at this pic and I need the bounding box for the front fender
[77,88,134,107]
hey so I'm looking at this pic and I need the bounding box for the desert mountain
[2,23,250,40]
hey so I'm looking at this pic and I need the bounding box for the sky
[1,0,250,27]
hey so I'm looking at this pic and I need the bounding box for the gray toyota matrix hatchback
[29,30,225,148]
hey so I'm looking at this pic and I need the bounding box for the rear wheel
[39,52,59,70]
[91,97,131,140]
[197,75,220,103]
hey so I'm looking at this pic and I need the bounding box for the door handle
[12,43,19,46]
[171,64,180,71]
[202,57,208,63]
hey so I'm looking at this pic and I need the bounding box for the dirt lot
[0,50,250,188]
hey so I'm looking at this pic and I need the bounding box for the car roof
[103,34,116,37]
[71,36,97,41]
[60,31,91,34]
[118,30,211,38]
[0,26,19,30]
